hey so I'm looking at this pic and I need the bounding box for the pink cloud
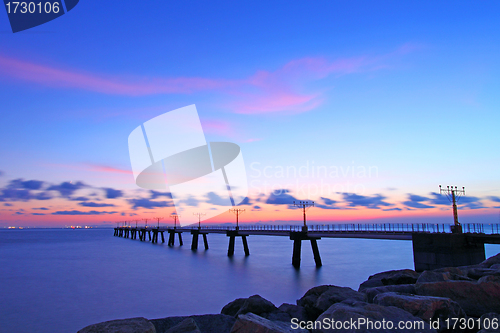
[0,55,229,95]
[0,45,416,114]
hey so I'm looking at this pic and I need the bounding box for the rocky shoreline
[79,253,500,333]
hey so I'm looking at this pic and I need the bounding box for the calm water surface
[1,229,499,333]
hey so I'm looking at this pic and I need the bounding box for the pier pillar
[290,231,322,268]
[228,235,235,256]
[191,231,199,250]
[168,230,175,246]
[242,236,250,256]
[412,233,485,271]
[292,239,302,267]
[310,239,322,267]
[178,233,183,246]
[226,230,249,256]
[148,230,151,241]
[160,231,165,243]
[203,233,209,250]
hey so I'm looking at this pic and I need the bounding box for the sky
[1,1,499,227]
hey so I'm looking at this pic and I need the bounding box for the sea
[1,228,499,333]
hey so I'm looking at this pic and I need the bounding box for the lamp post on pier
[439,185,466,233]
[293,201,314,232]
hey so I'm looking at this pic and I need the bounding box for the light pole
[439,185,465,233]
[229,209,245,230]
[170,214,180,229]
[293,201,314,231]
[193,212,206,229]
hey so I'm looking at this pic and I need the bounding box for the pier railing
[159,222,500,235]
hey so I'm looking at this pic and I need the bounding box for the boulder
[221,295,278,318]
[362,284,416,303]
[151,314,235,333]
[382,270,420,286]
[467,268,500,280]
[78,317,156,333]
[477,312,500,333]
[297,285,366,320]
[479,275,500,283]
[165,318,200,333]
[415,281,500,317]
[314,300,436,333]
[278,303,308,322]
[373,292,465,328]
[416,270,472,284]
[230,313,308,333]
[479,253,500,268]
[358,269,419,291]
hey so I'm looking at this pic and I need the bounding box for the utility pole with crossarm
[439,185,465,233]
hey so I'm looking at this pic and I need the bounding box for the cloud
[0,171,3,177]
[32,213,45,215]
[252,205,261,211]
[70,196,91,201]
[102,187,123,199]
[179,196,199,207]
[402,201,434,209]
[3,203,13,206]
[238,197,252,206]
[33,207,49,210]
[78,202,116,208]
[1,46,412,115]
[206,192,229,206]
[47,181,86,198]
[342,193,393,209]
[488,196,500,203]
[383,208,403,211]
[428,192,450,205]
[265,189,298,206]
[150,191,173,200]
[52,210,118,215]
[402,194,434,209]
[316,197,340,210]
[127,198,174,209]
[456,196,484,209]
[8,179,45,190]
[0,179,53,202]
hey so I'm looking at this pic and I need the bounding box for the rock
[297,285,366,320]
[362,284,416,303]
[221,298,248,317]
[479,275,500,283]
[467,268,500,280]
[373,292,465,330]
[278,303,308,322]
[314,300,436,333]
[490,264,500,270]
[382,269,420,286]
[431,267,465,276]
[165,318,200,333]
[477,312,500,333]
[416,270,472,283]
[266,312,292,322]
[230,313,308,333]
[151,314,235,333]
[358,269,419,291]
[479,253,500,268]
[415,281,500,317]
[221,295,278,318]
[78,317,156,333]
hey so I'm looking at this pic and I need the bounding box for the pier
[113,223,500,269]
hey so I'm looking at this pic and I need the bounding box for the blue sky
[1,1,499,226]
